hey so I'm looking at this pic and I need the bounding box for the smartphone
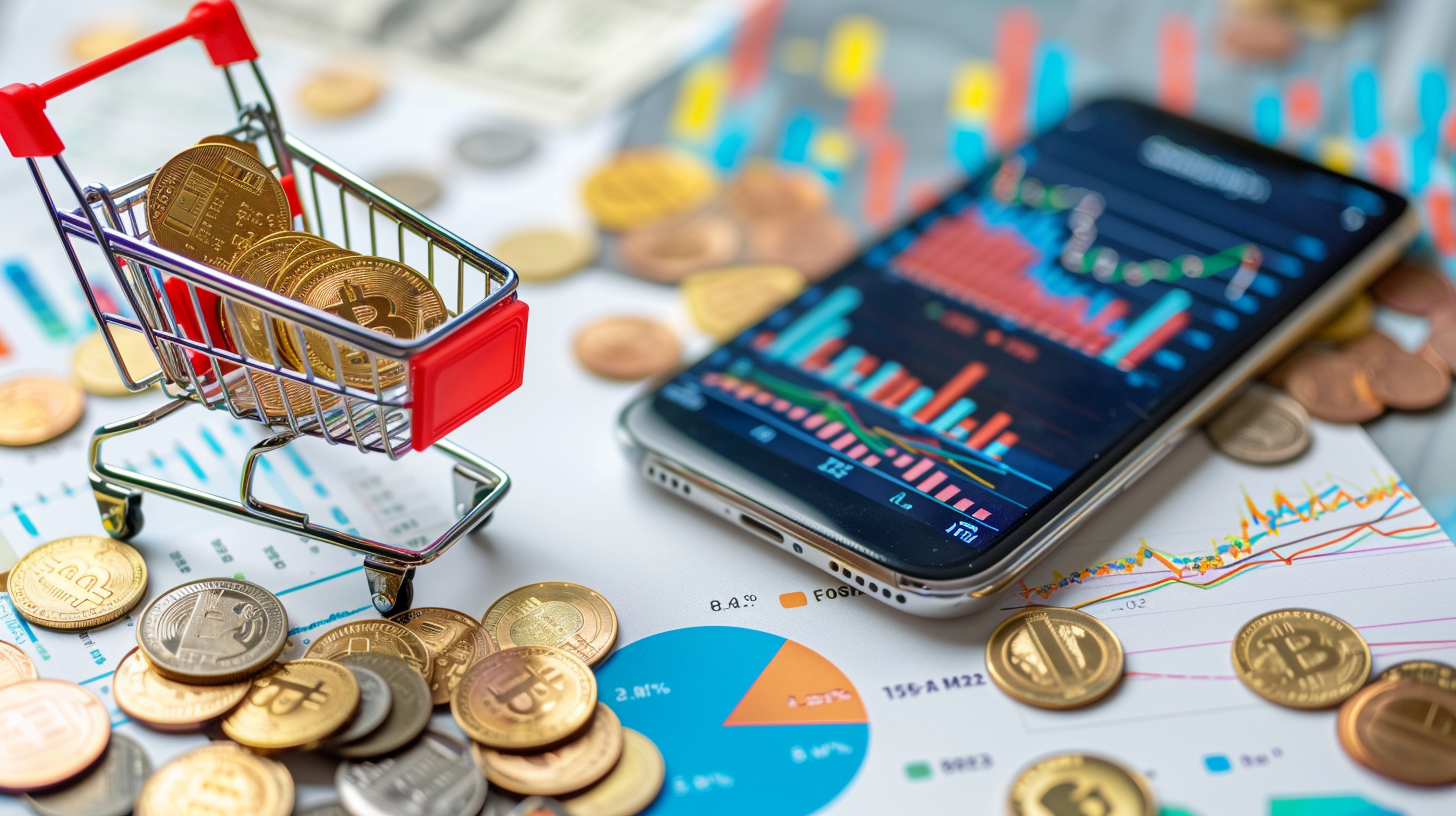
[620,98,1418,617]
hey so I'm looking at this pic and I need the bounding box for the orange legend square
[779,591,808,608]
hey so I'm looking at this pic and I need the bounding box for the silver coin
[1207,384,1312,465]
[455,126,536,169]
[137,578,288,684]
[330,652,433,759]
[373,170,443,211]
[322,664,393,748]
[24,734,151,816]
[295,804,351,816]
[336,731,488,816]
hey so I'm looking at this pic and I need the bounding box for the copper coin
[112,647,251,732]
[746,212,857,282]
[471,702,625,796]
[1348,332,1451,411]
[617,212,742,284]
[0,680,111,793]
[0,641,37,689]
[1217,6,1299,63]
[1370,258,1456,316]
[1427,318,1456,375]
[574,316,681,381]
[1282,350,1383,423]
[724,164,829,222]
[1338,679,1456,785]
[0,375,85,446]
[1380,660,1456,693]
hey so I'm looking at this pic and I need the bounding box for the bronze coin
[1347,332,1451,411]
[1380,660,1456,693]
[723,164,829,222]
[573,316,681,381]
[1217,6,1299,63]
[746,212,857,282]
[0,680,111,793]
[1370,258,1456,317]
[1428,317,1456,375]
[1338,679,1456,785]
[1282,350,1384,423]
[617,212,742,284]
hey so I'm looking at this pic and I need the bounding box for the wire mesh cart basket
[0,0,529,614]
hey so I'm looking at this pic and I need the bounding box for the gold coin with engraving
[299,67,383,119]
[221,659,361,751]
[136,742,293,816]
[985,607,1124,709]
[278,256,448,390]
[390,607,495,705]
[482,582,618,667]
[0,375,85,446]
[1008,753,1157,816]
[682,264,807,340]
[557,729,665,816]
[1379,660,1456,693]
[305,619,433,682]
[0,680,111,793]
[0,641,37,689]
[1231,608,1370,709]
[1338,679,1456,785]
[582,149,717,231]
[493,227,598,283]
[146,144,293,272]
[472,702,624,796]
[113,647,250,732]
[137,578,289,685]
[451,645,597,750]
[7,535,147,630]
[71,327,159,397]
[276,245,357,292]
[197,133,262,160]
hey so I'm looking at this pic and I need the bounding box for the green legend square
[905,761,932,781]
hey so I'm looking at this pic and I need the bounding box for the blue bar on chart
[856,362,903,398]
[929,398,977,433]
[823,347,867,383]
[766,286,863,361]
[1098,289,1192,367]
[4,259,69,341]
[780,111,817,164]
[1034,46,1071,133]
[1351,67,1379,140]
[784,320,849,366]
[896,386,934,417]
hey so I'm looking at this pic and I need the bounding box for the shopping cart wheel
[364,558,415,615]
[91,476,145,540]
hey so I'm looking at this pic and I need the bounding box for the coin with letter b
[1232,608,1370,709]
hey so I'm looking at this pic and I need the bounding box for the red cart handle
[0,0,258,158]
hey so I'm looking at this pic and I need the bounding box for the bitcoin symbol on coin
[249,677,330,715]
[1041,782,1113,816]
[491,662,567,716]
[36,555,114,609]
[325,281,413,338]
[1257,624,1340,681]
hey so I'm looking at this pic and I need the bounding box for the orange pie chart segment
[723,639,868,726]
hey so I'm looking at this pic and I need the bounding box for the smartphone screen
[648,99,1407,580]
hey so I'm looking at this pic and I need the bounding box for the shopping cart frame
[0,0,529,613]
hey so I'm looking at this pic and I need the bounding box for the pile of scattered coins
[0,531,659,816]
[985,604,1456,811]
[1218,0,1383,63]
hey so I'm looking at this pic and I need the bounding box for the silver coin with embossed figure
[1207,385,1312,465]
[337,731,488,816]
[329,652,434,759]
[322,664,393,748]
[137,578,288,684]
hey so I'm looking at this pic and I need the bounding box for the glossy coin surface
[372,170,442,211]
[392,607,494,705]
[306,619,433,682]
[299,67,383,118]
[1315,293,1375,344]
[0,375,85,446]
[456,125,537,168]
[573,317,681,382]
[23,733,151,816]
[0,680,110,793]
[1008,753,1157,816]
[494,227,598,282]
[582,149,717,231]
[1370,258,1456,316]
[112,647,250,731]
[281,255,448,390]
[1348,333,1452,411]
[558,729,665,816]
[147,144,293,271]
[682,265,806,340]
[135,742,292,816]
[7,535,147,629]
[617,212,742,284]
[321,664,392,747]
[472,702,624,796]
[986,607,1124,709]
[451,645,597,750]
[1379,660,1456,692]
[1283,351,1384,423]
[336,731,487,816]
[1338,679,1456,785]
[221,659,361,751]
[330,653,433,759]
[1206,385,1311,464]
[137,578,288,684]
[72,328,158,397]
[1232,608,1370,708]
[0,641,37,689]
[1429,319,1456,375]
[482,583,618,667]
[197,133,261,159]
[724,164,829,222]
[746,212,857,281]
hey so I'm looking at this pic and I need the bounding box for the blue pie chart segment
[594,626,870,816]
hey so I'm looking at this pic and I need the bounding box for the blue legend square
[1203,754,1232,774]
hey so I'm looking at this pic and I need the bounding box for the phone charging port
[738,514,784,543]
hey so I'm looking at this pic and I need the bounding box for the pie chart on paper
[593,626,870,816]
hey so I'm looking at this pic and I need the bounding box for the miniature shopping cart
[0,1,528,613]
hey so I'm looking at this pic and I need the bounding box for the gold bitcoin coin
[0,642,37,689]
[986,607,1124,709]
[7,535,147,630]
[390,607,494,705]
[197,133,262,160]
[71,327,159,397]
[682,265,807,340]
[1379,660,1456,692]
[482,582,618,667]
[557,729,665,816]
[1338,679,1456,785]
[137,578,289,685]
[0,680,111,793]
[493,227,598,283]
[1231,608,1370,709]
[0,375,85,446]
[146,144,293,272]
[112,647,250,732]
[582,149,717,231]
[279,256,448,390]
[1008,753,1157,816]
[221,659,361,751]
[136,742,293,816]
[451,646,597,750]
[305,619,433,682]
[471,702,624,796]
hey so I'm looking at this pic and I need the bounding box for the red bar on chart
[848,79,893,135]
[917,471,947,492]
[830,433,857,451]
[816,421,845,440]
[803,338,846,370]
[862,455,882,467]
[1158,15,1196,114]
[846,443,868,459]
[953,498,974,511]
[967,411,1013,449]
[1286,76,1321,131]
[1428,190,1456,255]
[728,0,785,99]
[903,458,935,481]
[934,484,961,502]
[973,508,992,520]
[1117,311,1190,371]
[914,360,987,424]
[880,376,922,408]
[990,6,1037,150]
[1366,137,1400,190]
[805,414,828,430]
[751,332,776,350]
[893,454,915,468]
[863,133,905,228]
